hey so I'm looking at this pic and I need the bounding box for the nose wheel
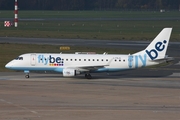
[25,74,29,78]
[24,70,30,79]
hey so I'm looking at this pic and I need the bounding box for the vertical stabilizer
[134,28,172,60]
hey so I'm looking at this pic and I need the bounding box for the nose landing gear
[25,74,29,78]
[24,70,30,79]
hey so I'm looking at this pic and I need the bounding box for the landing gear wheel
[25,75,29,78]
[85,74,92,79]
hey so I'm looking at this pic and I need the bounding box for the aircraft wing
[67,64,108,72]
[65,58,114,72]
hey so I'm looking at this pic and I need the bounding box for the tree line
[0,0,180,10]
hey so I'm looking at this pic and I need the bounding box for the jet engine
[63,68,80,77]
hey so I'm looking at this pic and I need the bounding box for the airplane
[5,28,172,79]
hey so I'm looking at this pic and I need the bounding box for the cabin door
[30,54,36,66]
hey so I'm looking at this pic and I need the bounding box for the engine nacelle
[63,68,80,77]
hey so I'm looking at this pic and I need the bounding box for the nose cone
[5,61,13,69]
[5,63,10,69]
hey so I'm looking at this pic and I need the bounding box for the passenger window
[66,59,68,61]
[106,59,108,61]
[79,59,81,61]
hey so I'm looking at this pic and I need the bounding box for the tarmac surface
[0,71,180,120]
[0,37,180,120]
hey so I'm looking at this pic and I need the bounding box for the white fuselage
[6,53,159,73]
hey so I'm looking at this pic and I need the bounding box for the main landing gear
[24,70,30,78]
[85,73,92,79]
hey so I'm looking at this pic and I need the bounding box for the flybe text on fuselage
[146,40,167,60]
[38,55,64,66]
[128,54,147,68]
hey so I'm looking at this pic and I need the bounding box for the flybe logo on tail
[38,55,64,66]
[145,40,167,60]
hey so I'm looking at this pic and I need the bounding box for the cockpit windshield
[15,57,23,60]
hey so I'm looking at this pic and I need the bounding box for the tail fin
[134,28,172,60]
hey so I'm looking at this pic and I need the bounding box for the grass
[0,20,180,41]
[0,11,180,40]
[0,43,135,72]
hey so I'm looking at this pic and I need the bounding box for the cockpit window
[15,57,23,60]
[19,57,23,60]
